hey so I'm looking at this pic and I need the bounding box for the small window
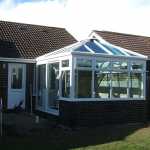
[76,58,92,68]
[62,60,69,67]
[11,66,23,89]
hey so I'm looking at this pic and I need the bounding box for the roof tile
[0,21,77,59]
[94,30,150,57]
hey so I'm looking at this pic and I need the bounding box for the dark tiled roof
[0,21,77,59]
[94,30,150,56]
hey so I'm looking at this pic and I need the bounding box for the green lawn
[1,123,150,150]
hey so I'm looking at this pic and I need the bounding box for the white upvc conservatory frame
[72,52,146,101]
[36,41,147,115]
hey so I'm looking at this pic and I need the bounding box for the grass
[1,123,150,150]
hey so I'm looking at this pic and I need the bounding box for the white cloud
[0,0,150,40]
[0,0,66,27]
[65,0,150,39]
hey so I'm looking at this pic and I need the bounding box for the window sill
[59,97,146,102]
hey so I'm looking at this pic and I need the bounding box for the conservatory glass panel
[61,71,70,98]
[96,61,111,70]
[85,41,107,54]
[95,71,110,98]
[131,62,144,71]
[112,61,128,70]
[101,43,126,55]
[75,45,90,52]
[112,72,128,98]
[75,70,92,98]
[48,63,59,109]
[130,73,143,98]
[37,64,46,107]
[76,58,92,68]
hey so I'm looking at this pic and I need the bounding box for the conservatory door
[37,64,46,110]
[8,63,26,109]
[48,63,59,110]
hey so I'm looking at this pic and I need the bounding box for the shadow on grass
[1,122,147,150]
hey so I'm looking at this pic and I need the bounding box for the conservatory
[36,38,147,126]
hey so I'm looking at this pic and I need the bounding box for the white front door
[8,63,26,109]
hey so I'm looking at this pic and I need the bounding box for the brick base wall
[59,100,147,127]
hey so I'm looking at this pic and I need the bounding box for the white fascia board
[36,52,71,65]
[0,57,36,63]
[36,40,91,62]
[90,31,148,59]
[36,41,82,61]
[71,51,147,61]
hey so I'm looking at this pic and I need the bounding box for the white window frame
[72,55,146,101]
[35,52,146,112]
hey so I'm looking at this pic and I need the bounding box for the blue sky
[0,0,150,39]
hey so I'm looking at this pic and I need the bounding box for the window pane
[37,64,46,107]
[62,71,70,98]
[76,59,92,68]
[48,63,59,109]
[75,45,90,52]
[11,66,22,89]
[101,43,125,55]
[130,73,143,98]
[96,61,110,70]
[75,70,92,98]
[112,62,128,70]
[95,72,110,98]
[131,62,144,71]
[112,73,128,98]
[62,60,69,67]
[85,41,107,54]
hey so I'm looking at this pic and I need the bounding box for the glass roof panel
[74,45,90,52]
[126,51,137,56]
[85,41,108,54]
[101,43,126,56]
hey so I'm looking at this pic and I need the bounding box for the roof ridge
[0,20,65,30]
[94,30,150,39]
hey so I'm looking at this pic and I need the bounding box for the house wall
[146,60,150,119]
[0,62,8,109]
[59,100,147,127]
[25,63,36,112]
